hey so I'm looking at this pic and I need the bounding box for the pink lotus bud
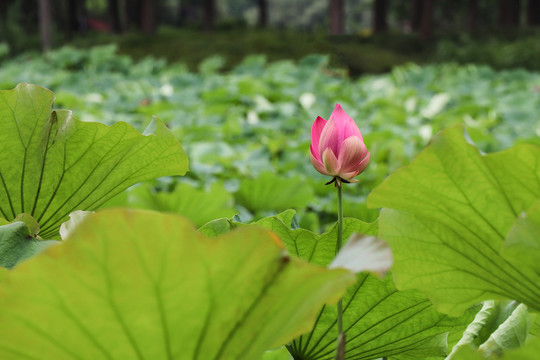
[310,104,370,184]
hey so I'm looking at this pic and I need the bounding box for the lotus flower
[310,104,370,184]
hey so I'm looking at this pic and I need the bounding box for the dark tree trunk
[373,0,388,33]
[66,0,80,32]
[511,0,522,25]
[257,0,268,28]
[329,0,344,35]
[80,0,88,33]
[467,0,479,31]
[39,0,52,52]
[118,0,127,32]
[108,0,122,33]
[21,0,40,35]
[411,0,423,31]
[177,0,196,27]
[528,0,540,25]
[141,0,156,33]
[499,0,521,26]
[420,0,434,40]
[126,0,141,30]
[62,0,78,40]
[0,0,14,26]
[203,0,215,31]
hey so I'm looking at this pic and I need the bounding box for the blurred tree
[411,0,434,39]
[468,0,479,31]
[527,0,540,26]
[126,0,141,30]
[420,0,434,40]
[39,0,52,52]
[499,0,521,27]
[203,0,215,31]
[373,0,388,33]
[438,0,457,31]
[411,0,423,31]
[0,0,13,27]
[0,0,40,53]
[329,0,344,34]
[258,0,268,28]
[22,0,40,34]
[141,0,157,33]
[175,0,203,28]
[108,0,123,33]
[62,0,85,40]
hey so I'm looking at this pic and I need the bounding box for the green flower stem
[337,181,343,254]
[335,181,345,360]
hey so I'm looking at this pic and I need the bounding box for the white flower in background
[160,83,174,97]
[330,233,393,277]
[299,92,316,109]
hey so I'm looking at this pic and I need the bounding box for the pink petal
[322,148,340,176]
[340,171,360,182]
[310,143,319,161]
[318,115,338,156]
[320,104,363,157]
[330,104,363,140]
[337,136,368,173]
[310,116,327,161]
[310,152,328,176]
[355,150,371,175]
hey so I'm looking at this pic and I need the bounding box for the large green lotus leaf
[251,213,474,360]
[368,125,540,315]
[101,182,236,227]
[501,198,540,273]
[0,83,188,239]
[236,171,315,213]
[198,210,297,239]
[0,209,354,360]
[529,311,540,337]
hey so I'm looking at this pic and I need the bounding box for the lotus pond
[0,45,539,360]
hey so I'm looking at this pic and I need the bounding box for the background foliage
[1,46,538,230]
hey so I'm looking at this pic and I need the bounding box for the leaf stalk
[335,182,345,360]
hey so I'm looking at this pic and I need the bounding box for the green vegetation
[4,28,540,75]
[1,46,538,230]
[434,32,540,72]
[65,28,418,75]
[1,45,540,359]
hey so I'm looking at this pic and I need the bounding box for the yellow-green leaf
[0,209,354,360]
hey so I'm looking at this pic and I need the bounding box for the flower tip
[330,104,344,118]
[329,103,355,128]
